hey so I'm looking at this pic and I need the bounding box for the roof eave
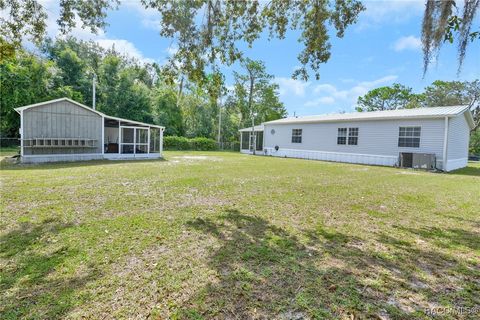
[265,114,453,125]
[463,108,475,129]
[15,97,165,129]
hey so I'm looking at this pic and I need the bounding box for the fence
[217,141,240,151]
[1,137,240,152]
[0,137,20,148]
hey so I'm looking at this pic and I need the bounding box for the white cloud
[120,1,163,31]
[32,1,157,64]
[275,77,311,97]
[165,45,178,56]
[141,18,161,31]
[304,75,398,109]
[356,0,424,31]
[95,39,154,63]
[393,35,422,52]
[358,75,398,87]
[304,96,335,107]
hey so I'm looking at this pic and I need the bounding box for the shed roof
[239,125,264,132]
[14,97,164,129]
[264,105,475,128]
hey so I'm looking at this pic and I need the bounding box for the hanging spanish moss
[422,0,480,76]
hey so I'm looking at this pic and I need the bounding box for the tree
[423,80,480,131]
[56,48,85,89]
[0,0,119,57]
[356,84,422,112]
[151,87,184,136]
[141,0,364,81]
[0,50,80,137]
[228,58,286,132]
[422,0,480,75]
[0,37,286,146]
[470,129,480,154]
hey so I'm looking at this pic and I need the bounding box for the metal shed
[15,98,164,163]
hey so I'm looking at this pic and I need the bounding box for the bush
[470,129,480,155]
[164,136,190,150]
[190,137,218,151]
[164,136,218,151]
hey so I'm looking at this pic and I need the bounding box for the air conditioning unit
[399,153,436,170]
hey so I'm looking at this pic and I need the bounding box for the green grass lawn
[1,152,479,319]
[0,146,19,157]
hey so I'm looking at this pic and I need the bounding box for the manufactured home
[15,98,164,163]
[239,106,474,172]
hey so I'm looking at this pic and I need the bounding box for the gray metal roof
[239,125,264,132]
[14,97,164,129]
[263,105,474,128]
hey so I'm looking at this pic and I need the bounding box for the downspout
[442,116,449,171]
[101,116,105,155]
[160,128,164,157]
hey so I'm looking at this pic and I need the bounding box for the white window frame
[338,127,359,145]
[337,128,347,145]
[291,129,302,143]
[348,127,359,145]
[119,126,150,154]
[398,126,421,148]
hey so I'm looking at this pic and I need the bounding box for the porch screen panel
[241,132,250,150]
[256,132,263,151]
[135,128,148,153]
[121,127,134,153]
[150,128,160,152]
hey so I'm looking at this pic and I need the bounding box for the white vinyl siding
[446,114,470,170]
[264,119,445,160]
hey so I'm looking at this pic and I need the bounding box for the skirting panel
[263,148,398,167]
[103,153,162,160]
[21,153,162,163]
[445,158,468,172]
[21,154,103,163]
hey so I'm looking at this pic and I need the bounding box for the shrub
[190,137,218,151]
[470,129,480,155]
[163,136,190,150]
[164,136,218,151]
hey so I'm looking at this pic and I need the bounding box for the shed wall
[22,100,103,155]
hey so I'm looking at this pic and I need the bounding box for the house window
[398,127,421,148]
[348,128,359,145]
[292,129,302,143]
[337,128,347,145]
[338,128,359,145]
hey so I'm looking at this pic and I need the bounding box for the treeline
[356,80,480,154]
[0,37,287,144]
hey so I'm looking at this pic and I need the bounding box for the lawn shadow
[448,163,480,177]
[0,219,100,319]
[179,210,479,319]
[398,225,480,251]
[181,210,380,319]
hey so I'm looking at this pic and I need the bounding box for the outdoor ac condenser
[399,153,436,170]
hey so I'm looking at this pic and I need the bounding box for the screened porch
[239,125,264,154]
[104,117,162,158]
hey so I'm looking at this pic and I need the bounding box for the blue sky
[41,0,480,116]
